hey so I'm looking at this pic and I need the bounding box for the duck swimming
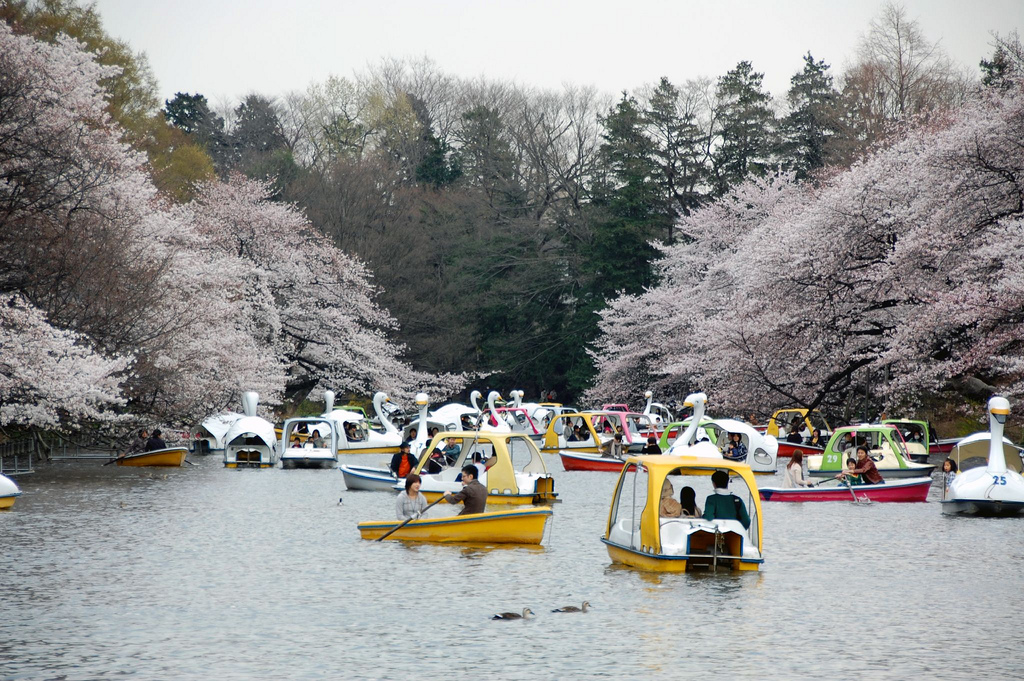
[492,608,534,620]
[552,601,590,613]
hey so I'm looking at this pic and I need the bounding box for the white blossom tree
[589,79,1024,416]
[185,176,468,406]
[0,295,129,429]
[0,24,465,431]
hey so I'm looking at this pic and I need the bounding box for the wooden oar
[375,495,447,542]
[104,454,126,466]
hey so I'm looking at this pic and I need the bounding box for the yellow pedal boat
[358,507,553,544]
[602,455,764,573]
[116,446,189,467]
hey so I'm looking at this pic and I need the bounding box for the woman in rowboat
[396,474,428,521]
[783,451,814,487]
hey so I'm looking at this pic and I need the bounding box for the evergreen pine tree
[781,53,844,178]
[713,61,778,193]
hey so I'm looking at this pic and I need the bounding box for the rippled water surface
[2,452,1023,680]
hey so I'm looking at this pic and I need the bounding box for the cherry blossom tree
[184,176,466,406]
[0,24,464,432]
[0,295,129,429]
[590,79,1024,417]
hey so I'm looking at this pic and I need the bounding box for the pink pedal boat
[758,477,933,502]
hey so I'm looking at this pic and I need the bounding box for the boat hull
[759,477,932,502]
[941,499,1024,516]
[808,464,935,479]
[339,445,401,455]
[559,451,625,472]
[340,465,397,491]
[116,447,188,467]
[932,438,960,455]
[358,507,552,544]
[776,442,824,458]
[0,492,21,509]
[281,456,336,470]
[602,539,761,573]
[419,489,557,506]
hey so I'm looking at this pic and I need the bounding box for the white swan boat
[279,415,338,470]
[642,390,675,426]
[324,391,403,455]
[665,410,779,474]
[340,392,432,490]
[943,396,1024,516]
[193,411,242,454]
[430,390,481,431]
[223,392,278,468]
[0,473,22,510]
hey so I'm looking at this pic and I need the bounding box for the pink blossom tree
[0,25,464,431]
[184,176,467,406]
[0,295,129,429]
[590,80,1024,417]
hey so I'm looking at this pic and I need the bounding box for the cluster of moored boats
[3,390,1021,573]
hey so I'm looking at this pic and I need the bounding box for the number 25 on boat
[602,456,764,572]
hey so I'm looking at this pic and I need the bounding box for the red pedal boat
[775,442,824,459]
[559,450,627,472]
[758,477,933,502]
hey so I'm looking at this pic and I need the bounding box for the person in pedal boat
[389,441,419,478]
[702,470,750,529]
[659,479,682,517]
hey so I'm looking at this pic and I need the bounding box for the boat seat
[608,518,642,549]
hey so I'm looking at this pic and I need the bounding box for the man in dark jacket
[443,465,487,515]
[145,429,167,452]
[389,441,418,478]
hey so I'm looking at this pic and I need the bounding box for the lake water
[2,452,1023,680]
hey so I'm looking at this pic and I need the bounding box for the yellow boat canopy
[605,455,763,557]
[414,430,550,495]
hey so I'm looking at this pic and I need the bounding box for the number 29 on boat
[602,456,764,573]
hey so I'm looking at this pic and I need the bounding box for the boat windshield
[608,463,651,550]
[284,420,332,448]
[807,411,830,432]
[508,436,545,473]
[625,415,648,436]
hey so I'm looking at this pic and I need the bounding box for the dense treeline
[0,0,1019,435]
[0,16,465,435]
[589,44,1024,420]
[150,3,989,402]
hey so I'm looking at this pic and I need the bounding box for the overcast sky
[92,0,1022,106]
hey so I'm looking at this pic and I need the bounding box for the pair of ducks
[492,602,590,620]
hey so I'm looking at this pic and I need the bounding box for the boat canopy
[605,455,763,558]
[819,424,913,471]
[951,433,1023,473]
[766,408,831,438]
[542,412,604,450]
[414,431,549,494]
[196,412,242,449]
[224,415,277,449]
